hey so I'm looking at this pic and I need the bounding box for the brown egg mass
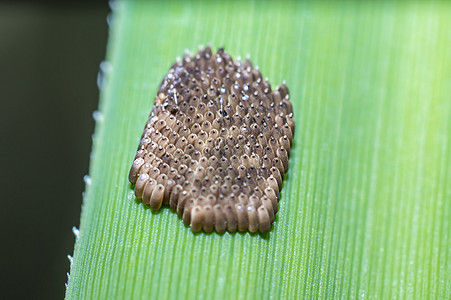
[129,47,294,234]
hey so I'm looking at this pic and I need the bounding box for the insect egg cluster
[129,47,294,233]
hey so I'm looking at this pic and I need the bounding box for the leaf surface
[66,1,451,299]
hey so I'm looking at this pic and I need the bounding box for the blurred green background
[0,3,108,299]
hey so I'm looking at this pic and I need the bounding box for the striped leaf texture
[66,1,450,299]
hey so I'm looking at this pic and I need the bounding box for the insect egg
[129,46,294,234]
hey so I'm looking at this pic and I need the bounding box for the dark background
[0,2,108,299]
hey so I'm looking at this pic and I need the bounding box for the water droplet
[241,94,249,101]
[97,61,112,90]
[106,13,112,26]
[72,226,80,238]
[83,175,92,186]
[92,110,104,122]
[108,0,118,11]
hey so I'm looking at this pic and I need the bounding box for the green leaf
[66,1,451,299]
